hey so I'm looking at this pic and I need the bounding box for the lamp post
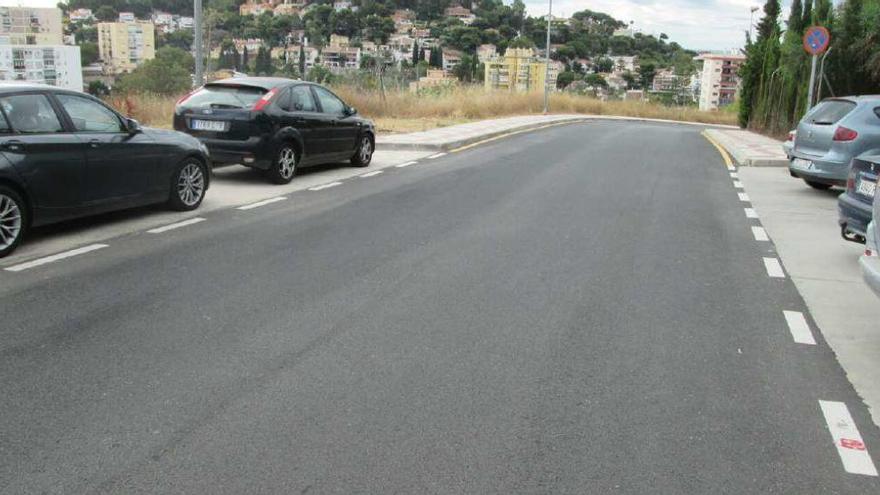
[543,0,552,114]
[194,0,203,87]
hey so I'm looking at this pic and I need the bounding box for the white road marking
[752,226,769,242]
[733,180,744,189]
[5,244,109,272]
[147,217,206,234]
[738,192,751,202]
[730,172,739,178]
[427,153,447,159]
[395,161,418,168]
[308,182,343,191]
[237,196,286,210]
[819,400,878,476]
[745,208,759,219]
[360,170,383,178]
[763,257,786,278]
[783,311,817,345]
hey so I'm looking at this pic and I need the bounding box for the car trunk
[794,99,857,157]
[174,84,270,141]
[848,156,879,204]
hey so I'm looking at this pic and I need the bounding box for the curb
[377,115,741,152]
[703,129,789,168]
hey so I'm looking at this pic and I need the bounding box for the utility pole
[194,0,203,87]
[805,0,819,110]
[543,0,552,114]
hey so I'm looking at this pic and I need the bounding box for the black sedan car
[173,77,375,184]
[0,84,211,258]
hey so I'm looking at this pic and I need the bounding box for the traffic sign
[803,26,831,56]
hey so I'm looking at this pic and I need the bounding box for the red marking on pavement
[840,439,867,451]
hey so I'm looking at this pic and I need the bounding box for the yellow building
[97,21,156,75]
[484,48,557,93]
[0,7,63,45]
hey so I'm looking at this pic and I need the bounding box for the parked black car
[0,83,211,258]
[173,77,375,184]
[839,152,879,243]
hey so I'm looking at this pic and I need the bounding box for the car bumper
[195,136,273,169]
[788,154,849,186]
[838,192,873,241]
[860,255,880,297]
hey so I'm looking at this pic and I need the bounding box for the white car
[782,130,795,159]
[861,203,880,297]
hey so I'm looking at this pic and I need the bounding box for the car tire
[265,143,298,184]
[0,185,27,259]
[167,158,207,211]
[351,134,373,167]
[805,180,833,191]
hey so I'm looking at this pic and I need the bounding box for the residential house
[118,12,136,23]
[477,44,496,63]
[69,8,94,23]
[444,5,475,25]
[0,7,63,45]
[442,48,462,71]
[695,52,745,111]
[484,48,558,93]
[0,44,82,90]
[409,68,457,92]
[97,21,155,74]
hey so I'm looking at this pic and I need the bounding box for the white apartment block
[696,52,746,111]
[0,45,82,90]
[0,7,63,46]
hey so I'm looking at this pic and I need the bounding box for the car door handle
[1,140,23,152]
[88,139,101,148]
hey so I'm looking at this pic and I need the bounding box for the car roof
[206,77,300,90]
[821,95,880,104]
[0,82,91,97]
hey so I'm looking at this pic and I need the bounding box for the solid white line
[5,244,108,272]
[308,181,343,191]
[237,196,286,210]
[738,192,751,202]
[147,217,206,234]
[395,161,418,168]
[752,226,769,242]
[783,311,816,345]
[819,400,878,476]
[763,257,786,278]
[360,170,383,178]
[427,153,447,159]
[745,208,759,219]
[733,180,744,189]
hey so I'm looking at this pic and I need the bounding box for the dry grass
[108,86,737,133]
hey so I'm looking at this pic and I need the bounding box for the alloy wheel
[279,147,297,179]
[177,162,205,207]
[0,193,22,251]
[359,137,372,163]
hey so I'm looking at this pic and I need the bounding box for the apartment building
[97,21,156,75]
[0,45,82,90]
[484,48,558,93]
[696,52,746,111]
[0,7,63,46]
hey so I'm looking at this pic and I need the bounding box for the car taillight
[252,88,278,111]
[176,88,200,106]
[786,132,795,142]
[833,126,858,142]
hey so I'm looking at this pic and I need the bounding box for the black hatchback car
[173,77,376,184]
[0,83,211,258]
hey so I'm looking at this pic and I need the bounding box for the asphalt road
[1,121,879,494]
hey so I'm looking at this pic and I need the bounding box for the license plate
[191,119,226,132]
[792,158,813,170]
[857,178,876,197]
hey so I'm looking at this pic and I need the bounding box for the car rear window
[807,100,856,125]
[182,85,267,109]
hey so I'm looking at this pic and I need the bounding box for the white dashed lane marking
[733,180,744,189]
[752,226,769,242]
[730,172,739,178]
[739,192,751,202]
[5,244,109,272]
[395,161,418,168]
[237,196,287,210]
[147,217,206,234]
[427,153,447,159]
[819,400,878,476]
[359,170,383,178]
[308,182,343,191]
[763,257,786,278]
[745,208,759,219]
[783,310,817,345]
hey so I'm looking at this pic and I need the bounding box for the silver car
[861,192,880,297]
[789,96,880,190]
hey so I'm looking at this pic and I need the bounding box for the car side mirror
[126,118,142,134]
[345,106,357,116]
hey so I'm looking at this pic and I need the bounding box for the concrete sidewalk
[378,114,739,151]
[704,128,789,167]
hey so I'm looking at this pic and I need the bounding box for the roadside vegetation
[108,86,736,134]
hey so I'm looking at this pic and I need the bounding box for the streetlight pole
[543,0,552,114]
[194,0,204,87]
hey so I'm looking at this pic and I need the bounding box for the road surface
[1,121,878,493]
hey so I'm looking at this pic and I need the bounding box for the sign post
[803,25,831,110]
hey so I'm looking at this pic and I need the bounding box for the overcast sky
[1,0,835,52]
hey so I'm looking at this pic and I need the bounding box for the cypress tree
[298,45,306,80]
[242,47,250,70]
[786,0,804,35]
[412,42,419,65]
